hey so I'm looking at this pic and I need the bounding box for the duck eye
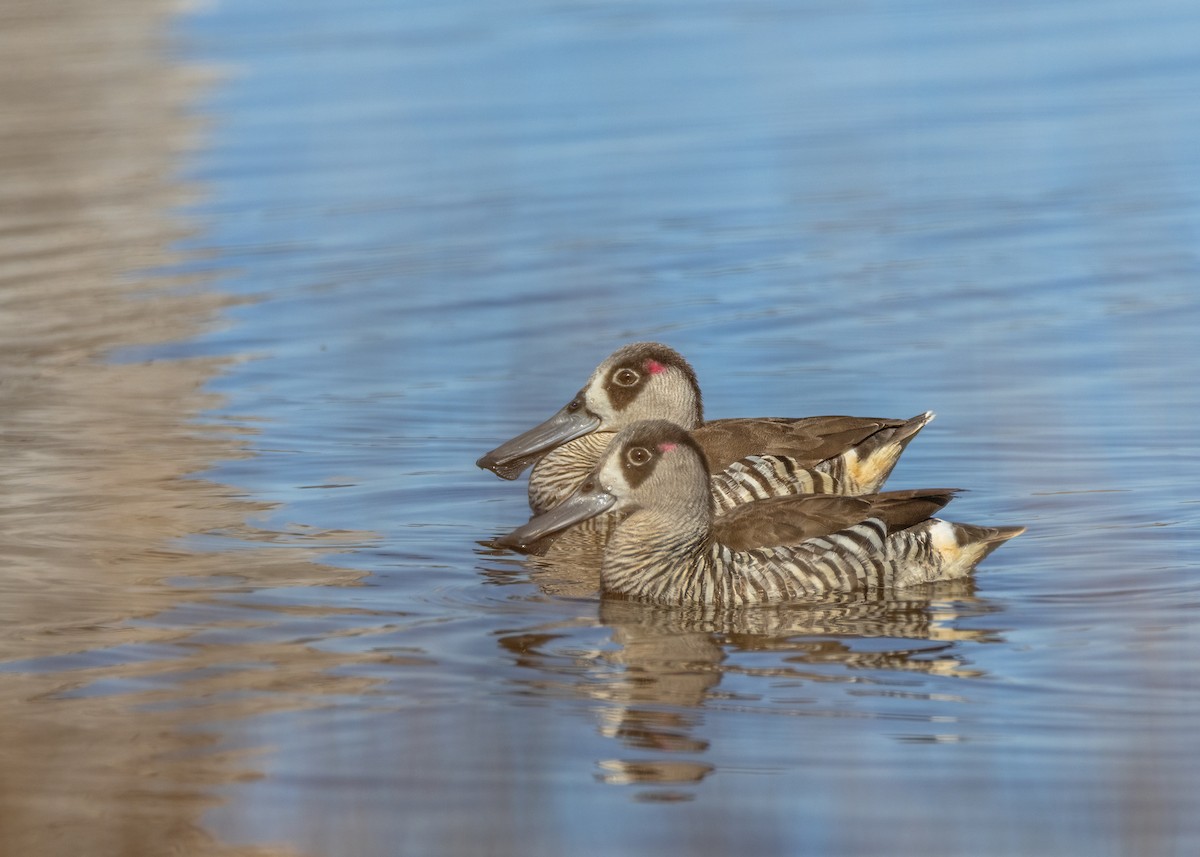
[613,368,640,387]
[626,446,651,466]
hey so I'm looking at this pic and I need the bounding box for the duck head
[495,419,712,550]
[476,343,704,479]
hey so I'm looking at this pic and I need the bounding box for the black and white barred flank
[601,517,1012,607]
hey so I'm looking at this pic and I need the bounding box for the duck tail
[842,411,935,493]
[933,520,1026,577]
[896,410,936,444]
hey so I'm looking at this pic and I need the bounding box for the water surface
[2,1,1199,855]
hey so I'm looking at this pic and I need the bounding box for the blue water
[4,0,1200,855]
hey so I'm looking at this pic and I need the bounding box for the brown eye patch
[614,368,640,387]
[626,446,651,465]
[606,365,645,410]
[621,443,659,487]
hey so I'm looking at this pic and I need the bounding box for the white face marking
[597,455,631,504]
[583,372,619,423]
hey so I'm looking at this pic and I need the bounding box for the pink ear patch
[646,360,666,375]
[658,442,678,453]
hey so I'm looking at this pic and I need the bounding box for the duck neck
[527,432,615,512]
[600,507,714,601]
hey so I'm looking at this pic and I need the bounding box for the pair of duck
[478,342,1023,607]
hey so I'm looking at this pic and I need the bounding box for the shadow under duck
[478,342,933,513]
[496,420,1024,607]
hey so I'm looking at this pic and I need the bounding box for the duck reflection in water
[484,418,1020,794]
[490,581,1003,797]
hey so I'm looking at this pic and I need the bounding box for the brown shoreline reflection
[493,540,1003,799]
[0,4,373,856]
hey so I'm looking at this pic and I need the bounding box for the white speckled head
[595,419,713,518]
[477,342,703,481]
[495,420,710,550]
[581,343,704,430]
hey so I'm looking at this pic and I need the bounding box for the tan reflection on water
[0,4,372,855]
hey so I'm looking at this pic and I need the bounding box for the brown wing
[712,488,960,551]
[693,415,912,472]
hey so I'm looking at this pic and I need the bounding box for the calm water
[2,0,1199,855]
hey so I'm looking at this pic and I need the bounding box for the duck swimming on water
[477,342,933,512]
[496,420,1024,607]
